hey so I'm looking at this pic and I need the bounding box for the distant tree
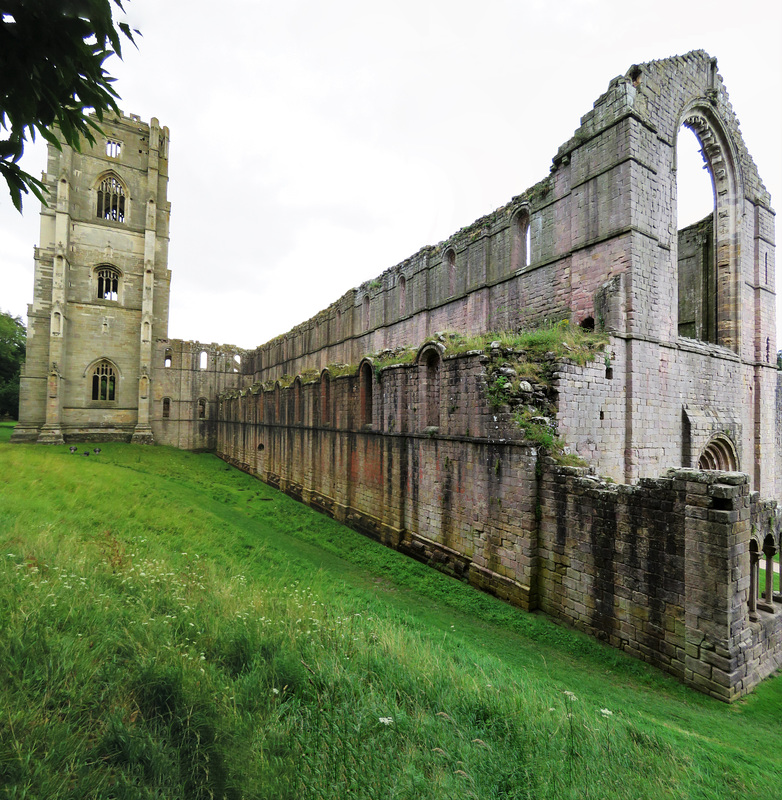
[0,311,25,418]
[0,0,138,211]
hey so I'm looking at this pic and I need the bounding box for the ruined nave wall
[216,351,782,701]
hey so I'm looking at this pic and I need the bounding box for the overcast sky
[2,0,780,349]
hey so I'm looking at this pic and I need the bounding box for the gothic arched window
[91,361,117,402]
[96,175,126,222]
[96,267,120,301]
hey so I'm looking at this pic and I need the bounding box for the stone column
[132,120,161,444]
[760,538,776,613]
[37,168,71,445]
[748,545,759,622]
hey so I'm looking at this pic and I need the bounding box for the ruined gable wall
[547,52,776,489]
[151,339,245,451]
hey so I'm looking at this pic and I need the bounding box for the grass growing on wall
[2,438,781,798]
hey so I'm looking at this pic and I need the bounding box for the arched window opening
[424,350,441,428]
[162,397,171,418]
[199,351,208,370]
[580,317,595,332]
[233,353,241,373]
[198,398,207,419]
[360,362,373,427]
[363,295,370,331]
[698,435,737,472]
[91,361,116,402]
[97,267,120,301]
[676,124,717,343]
[52,311,62,335]
[321,372,331,426]
[294,378,303,424]
[164,349,172,368]
[96,175,126,222]
[106,140,122,158]
[761,535,778,610]
[512,210,530,270]
[445,248,456,296]
[749,539,760,620]
[399,275,407,316]
[336,309,342,339]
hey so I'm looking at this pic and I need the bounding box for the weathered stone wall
[553,335,773,489]
[219,351,541,609]
[217,355,782,700]
[151,339,245,451]
[233,51,776,495]
[537,466,782,699]
[677,214,715,341]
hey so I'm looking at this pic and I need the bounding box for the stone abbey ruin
[12,51,781,700]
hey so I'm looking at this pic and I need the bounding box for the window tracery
[97,267,120,301]
[91,361,116,402]
[96,175,126,222]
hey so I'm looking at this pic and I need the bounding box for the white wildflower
[563,691,577,700]
[600,708,613,717]
[378,716,394,725]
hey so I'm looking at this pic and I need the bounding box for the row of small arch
[225,343,445,429]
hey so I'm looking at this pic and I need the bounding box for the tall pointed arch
[675,102,743,351]
[95,171,128,223]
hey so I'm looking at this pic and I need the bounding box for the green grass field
[1,423,781,798]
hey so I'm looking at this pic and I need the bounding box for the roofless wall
[239,51,775,493]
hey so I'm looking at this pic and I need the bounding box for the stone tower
[11,113,171,444]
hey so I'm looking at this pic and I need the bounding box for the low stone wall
[538,466,782,699]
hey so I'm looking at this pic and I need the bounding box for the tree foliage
[0,310,26,418]
[0,0,137,211]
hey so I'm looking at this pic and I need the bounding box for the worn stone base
[63,430,133,443]
[9,425,41,443]
[131,427,155,445]
[468,562,534,610]
[37,426,64,445]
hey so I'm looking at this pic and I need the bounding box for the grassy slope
[1,424,780,798]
